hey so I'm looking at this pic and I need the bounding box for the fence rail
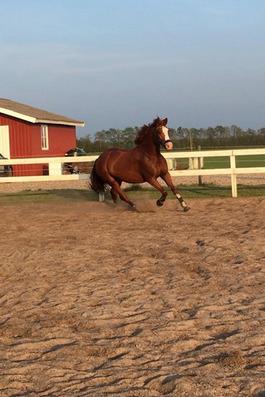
[1,148,265,198]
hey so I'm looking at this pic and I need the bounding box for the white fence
[1,148,265,198]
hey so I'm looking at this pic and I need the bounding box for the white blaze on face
[162,126,173,150]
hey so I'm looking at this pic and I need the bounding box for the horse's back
[96,147,131,166]
[95,147,132,172]
[95,147,145,183]
[95,147,168,183]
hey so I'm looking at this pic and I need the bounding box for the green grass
[203,154,265,169]
[1,184,265,205]
[174,154,265,169]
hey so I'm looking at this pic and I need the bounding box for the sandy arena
[1,196,265,397]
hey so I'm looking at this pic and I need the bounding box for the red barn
[0,98,85,176]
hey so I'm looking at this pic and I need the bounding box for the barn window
[41,125,49,150]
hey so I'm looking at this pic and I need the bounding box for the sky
[1,0,265,137]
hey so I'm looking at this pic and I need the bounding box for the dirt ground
[1,196,265,397]
[0,173,265,193]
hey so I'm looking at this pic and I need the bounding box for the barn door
[0,125,10,158]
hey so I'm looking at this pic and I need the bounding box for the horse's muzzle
[164,139,173,150]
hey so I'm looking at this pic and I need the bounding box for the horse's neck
[138,132,160,156]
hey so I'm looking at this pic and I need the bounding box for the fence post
[197,145,203,186]
[49,161,62,176]
[99,192,105,202]
[230,153,237,197]
[166,158,174,170]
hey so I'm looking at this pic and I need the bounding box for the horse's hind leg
[161,172,190,211]
[110,188,118,203]
[107,177,135,208]
[110,179,121,203]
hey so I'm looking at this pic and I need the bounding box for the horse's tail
[90,161,105,193]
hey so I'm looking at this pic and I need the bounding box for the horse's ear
[162,117,168,126]
[153,117,161,126]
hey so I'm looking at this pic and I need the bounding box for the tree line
[77,125,265,153]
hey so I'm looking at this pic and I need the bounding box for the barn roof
[0,98,85,127]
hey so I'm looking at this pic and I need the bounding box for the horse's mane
[135,117,160,145]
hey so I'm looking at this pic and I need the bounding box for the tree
[258,127,265,135]
[77,134,94,153]
[230,125,242,138]
[206,127,216,141]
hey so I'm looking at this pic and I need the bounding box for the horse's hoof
[183,206,190,212]
[156,200,163,207]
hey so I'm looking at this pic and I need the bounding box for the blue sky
[1,0,265,136]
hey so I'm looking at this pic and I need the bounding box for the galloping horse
[90,117,190,211]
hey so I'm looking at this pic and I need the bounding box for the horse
[90,117,190,211]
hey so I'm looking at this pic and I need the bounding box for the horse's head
[153,117,173,151]
[135,117,173,150]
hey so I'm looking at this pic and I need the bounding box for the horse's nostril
[165,142,173,150]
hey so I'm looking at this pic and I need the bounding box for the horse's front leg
[161,172,190,212]
[145,177,168,207]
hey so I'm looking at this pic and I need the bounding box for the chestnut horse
[90,117,190,211]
